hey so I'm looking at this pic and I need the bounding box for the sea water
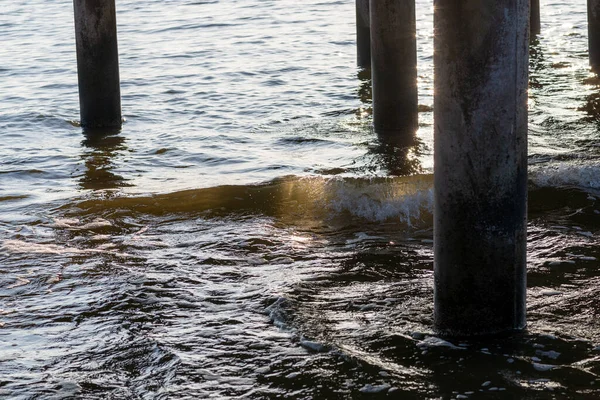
[1,0,599,398]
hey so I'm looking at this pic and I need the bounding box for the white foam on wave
[51,218,113,230]
[302,161,600,225]
[3,239,81,255]
[530,161,600,190]
[319,176,434,224]
[264,296,292,330]
[2,239,131,258]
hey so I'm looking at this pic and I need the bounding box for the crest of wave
[317,176,434,225]
[530,161,600,190]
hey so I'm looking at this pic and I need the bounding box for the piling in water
[531,0,540,36]
[433,0,529,336]
[369,0,418,135]
[73,0,122,129]
[356,0,371,68]
[589,0,600,70]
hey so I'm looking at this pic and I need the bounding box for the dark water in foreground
[1,0,600,399]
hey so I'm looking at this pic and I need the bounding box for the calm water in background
[1,0,600,398]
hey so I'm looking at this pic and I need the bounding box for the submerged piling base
[356,0,371,68]
[433,0,529,336]
[370,0,417,135]
[73,0,122,129]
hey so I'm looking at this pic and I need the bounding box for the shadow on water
[79,128,132,190]
[578,90,600,123]
[355,68,422,176]
[357,68,372,105]
[368,133,423,176]
[529,37,546,90]
[578,70,600,124]
[355,69,373,120]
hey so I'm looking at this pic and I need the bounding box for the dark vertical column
[356,0,371,68]
[73,0,122,129]
[433,0,529,336]
[589,0,600,70]
[370,0,418,135]
[530,0,540,36]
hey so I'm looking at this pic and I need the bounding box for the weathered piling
[356,0,371,68]
[370,0,418,135]
[433,0,529,336]
[531,0,540,36]
[589,0,600,70]
[73,0,122,129]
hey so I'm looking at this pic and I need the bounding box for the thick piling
[531,0,540,36]
[370,0,418,135]
[433,0,529,336]
[589,0,600,70]
[73,0,122,129]
[356,0,371,68]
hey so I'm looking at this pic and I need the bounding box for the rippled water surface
[1,0,600,398]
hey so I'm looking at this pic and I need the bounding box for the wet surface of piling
[433,0,529,336]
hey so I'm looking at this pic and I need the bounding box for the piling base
[589,0,600,70]
[356,0,371,68]
[73,0,122,129]
[370,0,417,135]
[531,0,540,36]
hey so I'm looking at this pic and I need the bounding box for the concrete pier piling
[531,0,540,36]
[356,0,371,68]
[589,0,600,70]
[433,0,529,336]
[370,0,418,135]
[73,0,122,129]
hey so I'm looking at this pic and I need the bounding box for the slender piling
[589,0,600,70]
[73,0,122,129]
[370,0,418,135]
[356,0,371,68]
[531,0,540,36]
[433,0,529,336]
